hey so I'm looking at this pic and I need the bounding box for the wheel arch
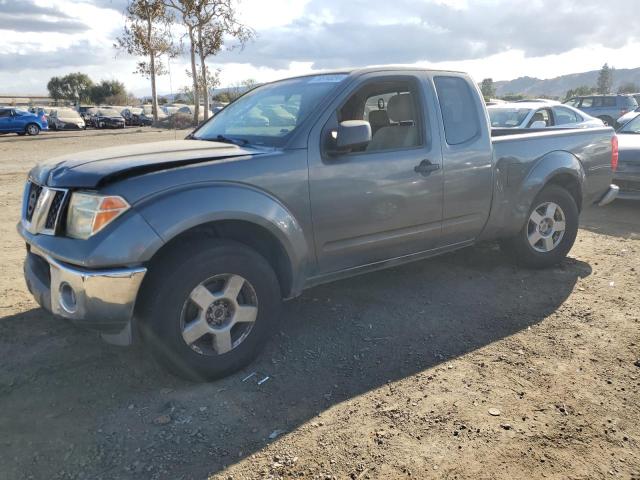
[143,219,295,300]
[483,150,585,240]
[135,183,311,299]
[25,122,40,134]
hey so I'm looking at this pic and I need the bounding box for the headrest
[387,94,414,122]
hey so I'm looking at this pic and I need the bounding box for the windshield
[98,108,122,117]
[194,74,348,146]
[619,115,640,133]
[488,107,531,128]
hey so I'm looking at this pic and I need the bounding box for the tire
[500,184,579,268]
[139,239,282,381]
[25,123,40,136]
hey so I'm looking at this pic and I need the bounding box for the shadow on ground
[580,200,639,239]
[0,243,592,480]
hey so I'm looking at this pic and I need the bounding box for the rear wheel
[500,184,579,268]
[140,239,282,381]
[25,123,40,136]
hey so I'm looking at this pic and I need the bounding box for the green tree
[212,91,231,103]
[47,77,65,103]
[480,78,495,100]
[164,0,253,123]
[116,0,177,122]
[47,73,93,104]
[90,80,127,104]
[564,85,597,101]
[618,81,639,94]
[597,63,614,94]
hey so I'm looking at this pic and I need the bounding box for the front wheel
[139,239,282,381]
[500,184,579,268]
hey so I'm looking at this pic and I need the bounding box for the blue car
[0,108,48,136]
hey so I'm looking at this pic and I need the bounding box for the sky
[0,0,639,96]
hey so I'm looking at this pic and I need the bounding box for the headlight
[66,192,130,239]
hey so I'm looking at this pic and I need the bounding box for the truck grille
[23,181,68,235]
[25,182,43,222]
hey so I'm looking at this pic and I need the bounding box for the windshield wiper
[213,134,250,146]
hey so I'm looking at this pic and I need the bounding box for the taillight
[611,135,618,171]
[620,109,628,116]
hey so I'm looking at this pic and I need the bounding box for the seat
[368,109,390,135]
[531,111,547,126]
[367,94,418,151]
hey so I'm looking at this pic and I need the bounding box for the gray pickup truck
[19,68,619,380]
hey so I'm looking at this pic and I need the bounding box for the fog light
[59,282,77,313]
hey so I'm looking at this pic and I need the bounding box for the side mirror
[328,120,372,154]
[530,120,547,129]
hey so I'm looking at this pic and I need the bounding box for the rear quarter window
[433,76,480,145]
[581,98,594,108]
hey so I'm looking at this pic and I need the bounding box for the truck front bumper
[24,246,146,341]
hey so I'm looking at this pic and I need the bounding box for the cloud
[0,41,113,71]
[76,0,129,13]
[0,0,88,33]
[214,0,640,69]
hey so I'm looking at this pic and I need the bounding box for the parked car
[176,105,214,121]
[162,104,183,116]
[19,68,617,380]
[614,114,640,200]
[77,106,96,122]
[48,108,86,130]
[514,98,561,104]
[91,108,126,129]
[617,105,640,126]
[121,107,153,126]
[0,107,48,135]
[564,94,638,127]
[488,102,603,129]
[29,106,53,119]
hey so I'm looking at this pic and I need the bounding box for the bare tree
[165,0,252,123]
[164,0,201,123]
[116,0,177,122]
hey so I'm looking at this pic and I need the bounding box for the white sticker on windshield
[307,74,348,83]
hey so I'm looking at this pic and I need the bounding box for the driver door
[307,73,443,274]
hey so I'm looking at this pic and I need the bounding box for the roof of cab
[269,66,468,82]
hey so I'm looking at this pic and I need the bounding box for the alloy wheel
[527,201,566,253]
[179,274,258,356]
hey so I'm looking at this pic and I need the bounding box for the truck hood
[30,139,262,188]
[618,133,640,166]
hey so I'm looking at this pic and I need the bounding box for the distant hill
[494,67,640,98]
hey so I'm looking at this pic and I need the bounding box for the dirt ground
[0,129,638,480]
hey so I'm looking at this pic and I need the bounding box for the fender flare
[135,182,310,296]
[485,151,585,239]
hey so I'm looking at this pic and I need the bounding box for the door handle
[414,159,440,176]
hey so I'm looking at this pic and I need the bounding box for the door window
[433,76,481,145]
[0,110,12,118]
[335,79,424,153]
[529,108,552,127]
[553,107,581,125]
